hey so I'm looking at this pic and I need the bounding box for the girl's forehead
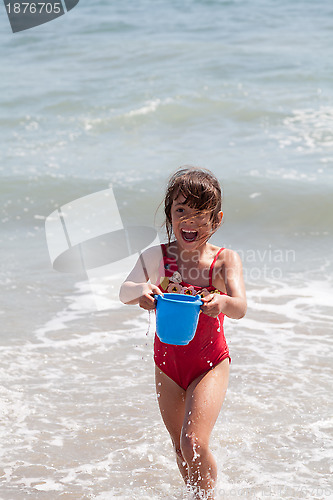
[173,193,187,204]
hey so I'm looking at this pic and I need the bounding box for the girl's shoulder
[212,246,243,269]
[139,244,165,284]
[141,243,164,261]
[210,246,244,292]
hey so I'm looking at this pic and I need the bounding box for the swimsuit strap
[162,244,224,289]
[209,248,224,288]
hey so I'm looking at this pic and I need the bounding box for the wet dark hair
[164,166,222,244]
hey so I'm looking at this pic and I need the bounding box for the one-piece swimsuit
[154,244,230,390]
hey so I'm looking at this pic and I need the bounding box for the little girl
[119,167,246,499]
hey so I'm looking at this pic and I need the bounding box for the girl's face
[170,194,222,249]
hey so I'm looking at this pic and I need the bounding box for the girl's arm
[119,245,163,309]
[201,249,247,319]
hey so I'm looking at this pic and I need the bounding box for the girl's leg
[155,366,188,481]
[180,358,229,499]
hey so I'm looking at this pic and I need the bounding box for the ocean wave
[274,106,333,152]
[124,98,171,117]
[1,173,332,237]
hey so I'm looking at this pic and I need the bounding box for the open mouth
[181,229,198,242]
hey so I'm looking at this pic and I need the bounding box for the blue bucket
[155,293,203,345]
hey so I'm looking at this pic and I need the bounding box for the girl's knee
[180,431,208,464]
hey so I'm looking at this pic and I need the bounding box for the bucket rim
[154,293,203,305]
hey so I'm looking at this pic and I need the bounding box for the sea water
[0,1,332,498]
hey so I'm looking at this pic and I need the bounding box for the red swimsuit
[154,244,230,390]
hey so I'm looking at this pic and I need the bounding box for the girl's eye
[176,208,184,213]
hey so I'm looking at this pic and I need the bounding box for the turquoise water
[0,1,332,499]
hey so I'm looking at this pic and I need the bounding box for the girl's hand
[200,293,226,318]
[139,284,163,311]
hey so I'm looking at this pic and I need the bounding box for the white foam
[125,98,173,117]
[125,99,162,117]
[0,273,332,500]
[33,480,64,491]
[274,106,333,152]
[248,167,319,182]
[34,279,125,341]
